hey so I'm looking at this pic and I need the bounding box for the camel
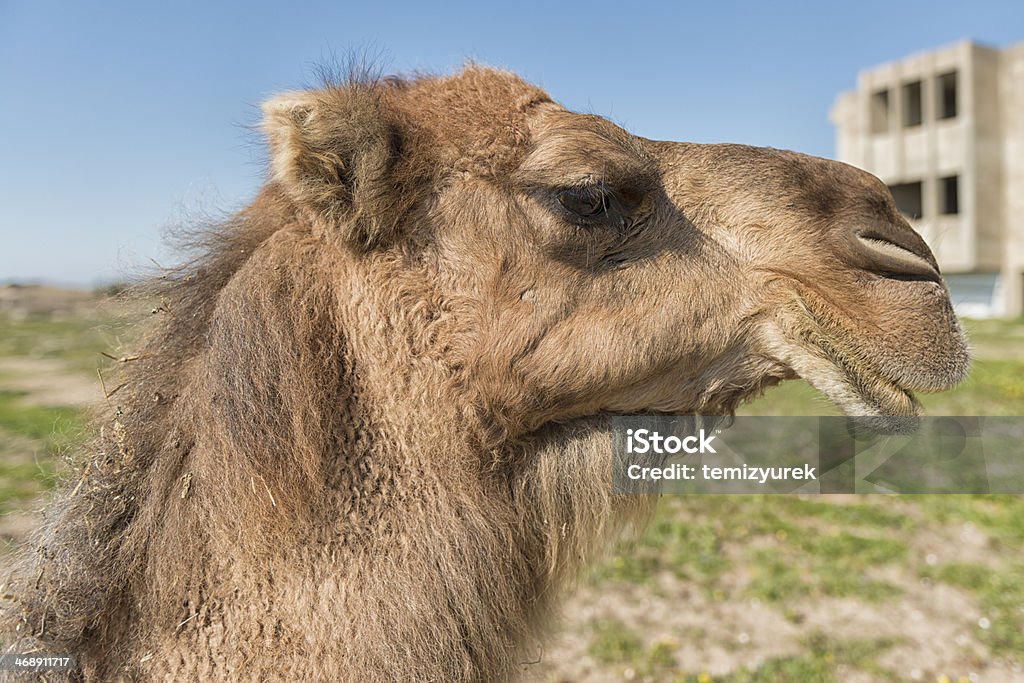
[1,66,969,681]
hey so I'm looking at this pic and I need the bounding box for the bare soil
[0,357,100,408]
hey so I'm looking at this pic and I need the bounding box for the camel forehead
[425,66,553,113]
[389,67,554,175]
[389,69,662,189]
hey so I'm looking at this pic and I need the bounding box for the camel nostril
[854,231,942,284]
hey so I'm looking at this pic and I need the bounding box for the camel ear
[261,88,403,250]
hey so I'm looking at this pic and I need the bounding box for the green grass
[0,390,83,512]
[913,495,1024,547]
[0,312,104,514]
[746,530,904,603]
[919,358,1024,415]
[608,633,904,682]
[0,443,59,511]
[0,310,140,375]
[591,502,733,588]
[586,618,680,678]
[768,496,913,529]
[591,496,912,603]
[584,490,1024,678]
[716,631,903,683]
[587,618,645,665]
[920,560,1024,656]
[0,390,83,448]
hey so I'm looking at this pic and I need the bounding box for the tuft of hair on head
[261,81,409,251]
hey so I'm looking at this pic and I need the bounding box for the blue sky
[2,1,1023,285]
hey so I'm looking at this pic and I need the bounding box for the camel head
[261,66,969,439]
[2,65,975,683]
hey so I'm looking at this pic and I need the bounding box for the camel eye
[557,186,608,217]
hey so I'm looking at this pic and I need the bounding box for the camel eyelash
[556,184,612,218]
[552,183,649,234]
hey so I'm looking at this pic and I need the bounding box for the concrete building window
[870,89,890,134]
[937,71,958,119]
[902,80,923,127]
[940,175,960,215]
[945,273,999,318]
[889,181,923,219]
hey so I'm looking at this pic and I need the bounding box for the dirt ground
[0,357,101,408]
[537,515,1024,682]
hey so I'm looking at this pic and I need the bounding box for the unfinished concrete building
[831,40,1024,317]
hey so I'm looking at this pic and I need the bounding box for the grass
[714,633,903,683]
[591,500,735,588]
[0,390,83,447]
[586,618,680,679]
[590,495,915,599]
[0,390,83,512]
[920,560,1024,656]
[0,308,140,375]
[584,492,1024,678]
[914,495,1024,547]
[0,442,60,511]
[919,358,1024,415]
[582,490,1024,678]
[0,311,105,515]
[588,627,906,682]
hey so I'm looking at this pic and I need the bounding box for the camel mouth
[802,344,933,434]
[761,311,928,423]
[815,340,923,418]
[750,263,971,427]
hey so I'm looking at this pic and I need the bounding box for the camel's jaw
[757,280,971,422]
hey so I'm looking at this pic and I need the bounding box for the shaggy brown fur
[1,67,969,681]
